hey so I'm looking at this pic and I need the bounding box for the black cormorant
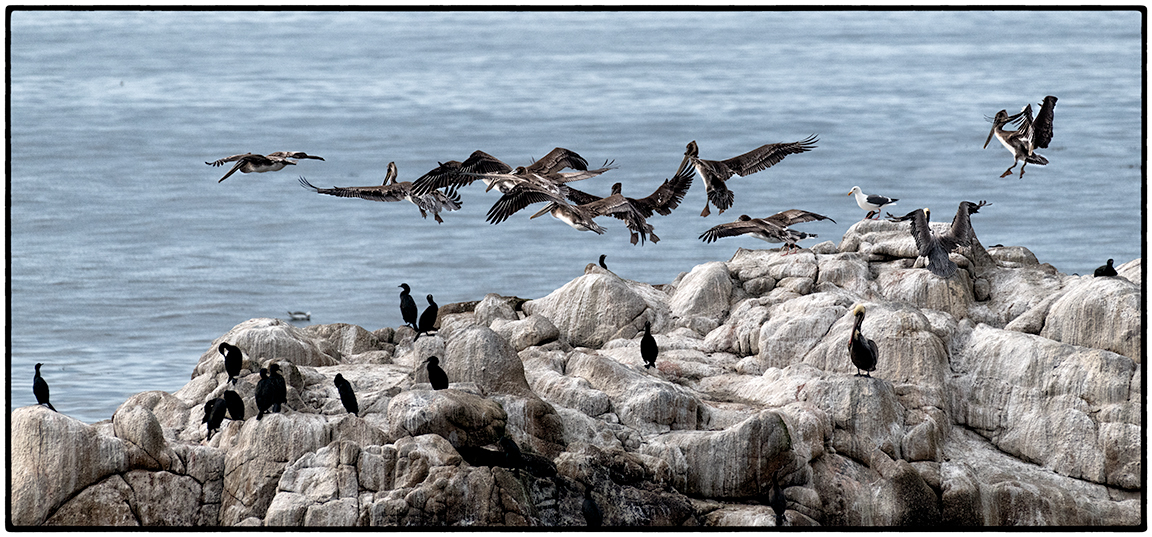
[415,294,438,339]
[268,363,287,413]
[203,398,228,440]
[426,356,449,390]
[399,283,418,328]
[219,342,243,385]
[768,470,787,526]
[255,368,274,420]
[33,363,56,412]
[599,254,608,269]
[641,321,658,369]
[582,486,603,527]
[223,390,245,421]
[334,373,359,416]
[1094,259,1118,277]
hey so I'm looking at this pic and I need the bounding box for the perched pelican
[698,209,835,254]
[528,166,694,244]
[33,363,56,412]
[849,186,898,220]
[674,136,818,217]
[207,151,324,183]
[298,161,462,223]
[886,200,989,278]
[847,304,878,377]
[984,95,1057,178]
[1094,259,1118,277]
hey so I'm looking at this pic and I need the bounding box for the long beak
[530,203,556,219]
[673,154,691,179]
[983,125,997,149]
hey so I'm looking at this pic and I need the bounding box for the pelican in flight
[298,161,462,223]
[886,200,989,278]
[698,209,834,254]
[848,186,898,220]
[984,95,1057,178]
[207,151,325,183]
[674,135,818,217]
[411,147,597,197]
[409,150,514,196]
[530,165,695,244]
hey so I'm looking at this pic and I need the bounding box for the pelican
[698,209,835,254]
[409,150,514,196]
[984,95,1057,178]
[529,165,694,244]
[886,200,989,278]
[847,304,878,377]
[207,151,324,183]
[673,135,818,217]
[483,159,617,224]
[848,186,898,220]
[298,162,462,223]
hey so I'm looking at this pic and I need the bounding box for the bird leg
[700,203,711,217]
[999,163,1016,178]
[434,213,444,224]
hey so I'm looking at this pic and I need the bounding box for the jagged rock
[523,272,653,348]
[669,261,733,324]
[387,389,506,449]
[566,351,700,434]
[113,404,179,472]
[192,318,338,380]
[122,469,204,526]
[474,293,520,325]
[303,323,388,360]
[1040,276,1141,363]
[43,474,138,526]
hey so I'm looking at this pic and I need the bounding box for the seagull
[298,161,462,223]
[984,95,1057,178]
[698,209,835,254]
[886,200,989,278]
[207,151,324,183]
[847,304,878,377]
[848,186,898,220]
[673,136,818,217]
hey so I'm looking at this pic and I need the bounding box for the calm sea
[9,10,1143,423]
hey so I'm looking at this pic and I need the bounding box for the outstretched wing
[940,200,988,251]
[206,153,256,167]
[699,218,771,243]
[721,134,819,177]
[888,208,935,258]
[631,166,695,217]
[526,147,589,174]
[1032,96,1057,149]
[485,183,566,224]
[268,151,324,161]
[298,176,407,203]
[763,208,836,227]
[411,150,512,196]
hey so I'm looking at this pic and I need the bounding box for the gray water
[9,10,1143,423]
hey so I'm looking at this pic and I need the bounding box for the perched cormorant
[582,486,603,527]
[415,294,439,339]
[426,356,449,390]
[223,390,245,421]
[674,136,818,217]
[699,209,835,254]
[499,437,525,470]
[848,305,878,377]
[255,368,274,420]
[599,254,608,269]
[203,398,228,441]
[33,363,56,412]
[984,95,1057,178]
[1094,259,1118,277]
[399,283,418,328]
[334,373,359,416]
[268,363,287,413]
[207,151,324,183]
[848,186,898,220]
[219,342,243,385]
[641,321,658,369]
[768,470,787,526]
[886,201,988,278]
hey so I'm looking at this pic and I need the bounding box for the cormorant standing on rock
[334,374,359,416]
[426,356,449,390]
[33,363,56,412]
[582,486,603,527]
[1094,259,1118,277]
[415,294,438,339]
[203,398,228,440]
[641,321,658,369]
[848,305,878,377]
[268,363,287,413]
[255,368,274,420]
[219,342,243,385]
[768,470,787,526]
[499,437,525,470]
[399,283,418,328]
[223,390,245,421]
[598,254,608,269]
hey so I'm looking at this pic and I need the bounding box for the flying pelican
[698,209,835,254]
[674,135,818,217]
[848,186,898,220]
[411,147,597,197]
[984,95,1057,178]
[886,200,989,278]
[529,166,694,244]
[207,151,325,183]
[298,162,462,223]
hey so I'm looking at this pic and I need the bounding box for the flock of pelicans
[31,94,1127,526]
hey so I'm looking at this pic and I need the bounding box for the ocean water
[9,10,1143,423]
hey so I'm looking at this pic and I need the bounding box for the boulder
[523,273,651,348]
[1040,276,1141,362]
[386,389,506,449]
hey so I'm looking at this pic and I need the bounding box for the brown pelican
[849,186,898,220]
[886,200,989,278]
[698,209,835,254]
[409,150,514,196]
[298,162,462,223]
[673,135,818,217]
[984,95,1057,178]
[484,161,618,225]
[207,151,325,183]
[529,166,694,244]
[847,304,877,377]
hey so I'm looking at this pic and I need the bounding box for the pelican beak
[673,153,690,179]
[983,124,997,149]
[530,203,555,219]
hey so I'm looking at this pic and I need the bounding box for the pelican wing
[888,208,935,258]
[721,134,819,177]
[939,200,987,251]
[206,153,257,167]
[564,185,605,206]
[763,208,836,227]
[526,147,589,174]
[268,151,324,161]
[699,218,776,243]
[485,184,565,224]
[631,166,695,217]
[1032,96,1057,149]
[411,150,512,196]
[552,164,616,184]
[298,176,408,203]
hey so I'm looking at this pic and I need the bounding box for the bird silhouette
[33,363,57,412]
[426,356,449,390]
[399,283,418,328]
[334,373,359,416]
[641,321,658,369]
[219,342,243,385]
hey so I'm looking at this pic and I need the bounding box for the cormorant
[673,136,819,217]
[219,342,243,385]
[768,470,787,526]
[334,373,359,416]
[203,398,228,441]
[268,363,287,413]
[641,321,658,369]
[399,283,418,328]
[849,186,898,220]
[415,294,438,339]
[255,368,274,420]
[33,363,56,412]
[223,390,245,421]
[499,436,525,470]
[426,356,449,390]
[1094,259,1118,277]
[599,254,608,269]
[582,486,603,527]
[848,305,878,377]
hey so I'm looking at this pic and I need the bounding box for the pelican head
[983,110,1010,148]
[674,141,699,178]
[853,304,866,317]
[923,208,931,221]
[737,214,753,222]
[610,183,623,195]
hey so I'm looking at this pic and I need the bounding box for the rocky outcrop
[11,221,1141,527]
